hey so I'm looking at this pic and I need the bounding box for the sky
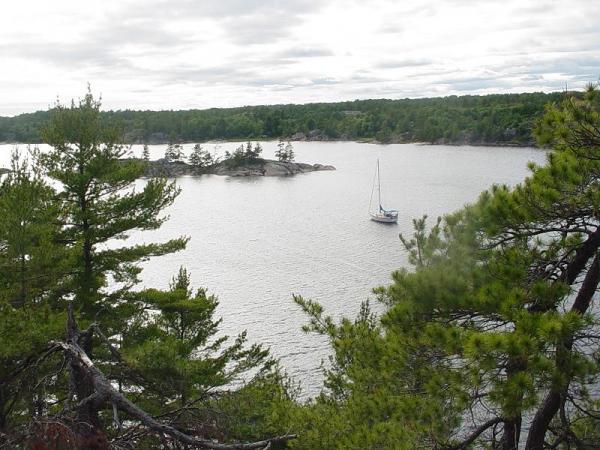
[1,0,599,116]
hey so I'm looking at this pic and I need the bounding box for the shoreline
[0,138,539,148]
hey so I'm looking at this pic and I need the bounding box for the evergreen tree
[38,90,188,427]
[189,143,214,167]
[294,87,600,449]
[275,139,286,161]
[275,140,295,162]
[223,144,245,167]
[189,143,203,166]
[0,150,70,307]
[241,141,263,160]
[253,142,263,159]
[123,267,272,412]
[165,142,184,162]
[284,142,295,162]
[142,143,150,161]
[0,150,68,435]
[245,140,253,158]
[0,92,296,450]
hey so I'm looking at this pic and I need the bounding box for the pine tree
[275,139,286,161]
[189,143,202,166]
[123,267,272,410]
[284,141,295,162]
[40,91,187,317]
[275,140,294,162]
[294,87,600,449]
[0,150,68,434]
[252,142,263,160]
[0,150,70,307]
[189,143,214,167]
[142,143,150,161]
[38,90,188,427]
[165,142,184,162]
[0,91,296,450]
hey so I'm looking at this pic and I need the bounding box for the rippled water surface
[0,141,547,396]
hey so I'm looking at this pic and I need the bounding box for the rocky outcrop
[142,158,335,178]
[289,130,332,141]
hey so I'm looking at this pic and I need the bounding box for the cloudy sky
[1,0,599,115]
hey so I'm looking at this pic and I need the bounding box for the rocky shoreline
[120,133,536,147]
[143,158,335,177]
[0,159,335,178]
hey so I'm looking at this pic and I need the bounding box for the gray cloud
[376,58,435,69]
[275,46,334,58]
[438,76,513,92]
[126,0,321,19]
[112,0,325,46]
[0,0,598,115]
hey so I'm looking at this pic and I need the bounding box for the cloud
[125,0,321,20]
[0,0,597,115]
[275,46,334,59]
[376,58,434,69]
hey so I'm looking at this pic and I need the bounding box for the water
[0,141,547,397]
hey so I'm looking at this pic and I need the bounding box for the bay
[0,141,547,397]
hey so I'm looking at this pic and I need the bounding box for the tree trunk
[66,304,101,430]
[525,255,600,450]
[501,416,521,450]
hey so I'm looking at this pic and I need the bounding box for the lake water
[0,141,547,397]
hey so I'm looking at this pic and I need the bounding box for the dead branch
[49,307,297,450]
[441,417,505,450]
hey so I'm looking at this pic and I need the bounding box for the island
[143,158,336,177]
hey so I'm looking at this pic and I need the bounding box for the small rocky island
[144,158,335,177]
[0,159,335,178]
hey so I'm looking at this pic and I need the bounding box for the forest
[0,91,563,146]
[1,86,600,449]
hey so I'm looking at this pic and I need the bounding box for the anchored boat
[369,158,398,223]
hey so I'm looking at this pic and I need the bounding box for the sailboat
[369,158,398,223]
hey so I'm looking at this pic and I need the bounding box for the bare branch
[441,417,504,450]
[51,339,296,449]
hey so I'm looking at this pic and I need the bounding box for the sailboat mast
[377,158,382,210]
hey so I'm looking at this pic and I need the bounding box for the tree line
[1,87,600,449]
[0,92,563,146]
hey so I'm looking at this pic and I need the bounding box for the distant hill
[0,92,565,146]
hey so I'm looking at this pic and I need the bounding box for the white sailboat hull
[370,211,398,223]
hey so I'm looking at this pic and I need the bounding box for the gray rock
[142,158,335,178]
[290,132,307,141]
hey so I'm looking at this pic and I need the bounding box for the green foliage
[38,90,188,322]
[0,90,294,448]
[189,143,215,167]
[208,367,300,443]
[0,92,564,145]
[164,142,184,162]
[0,150,69,431]
[275,140,295,162]
[223,141,263,167]
[122,267,273,411]
[0,150,71,307]
[0,302,66,429]
[141,143,150,161]
[293,87,600,449]
[4,86,600,448]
